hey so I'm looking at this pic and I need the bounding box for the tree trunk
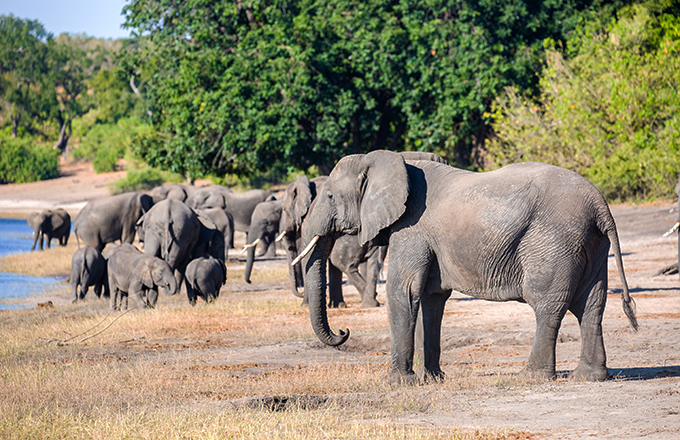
[11,114,19,138]
[53,114,71,153]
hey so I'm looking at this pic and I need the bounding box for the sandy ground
[1,164,680,439]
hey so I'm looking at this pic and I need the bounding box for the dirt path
[1,167,679,439]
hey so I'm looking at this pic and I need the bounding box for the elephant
[280,175,386,308]
[195,207,234,260]
[150,183,198,204]
[243,200,282,283]
[27,208,71,251]
[135,199,201,290]
[185,256,227,305]
[661,177,680,276]
[105,243,178,310]
[74,192,153,251]
[186,187,274,234]
[70,245,108,302]
[297,150,638,384]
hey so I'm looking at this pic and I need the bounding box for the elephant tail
[600,212,638,331]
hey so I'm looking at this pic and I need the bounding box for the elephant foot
[417,368,446,384]
[569,363,609,382]
[328,301,347,309]
[299,300,309,309]
[361,298,380,308]
[518,365,556,381]
[383,369,419,386]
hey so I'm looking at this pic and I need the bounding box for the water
[0,218,66,310]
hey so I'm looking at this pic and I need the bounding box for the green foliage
[121,0,611,178]
[109,166,177,194]
[0,136,59,183]
[487,5,680,201]
[73,118,152,173]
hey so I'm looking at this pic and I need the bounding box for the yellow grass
[0,241,536,439]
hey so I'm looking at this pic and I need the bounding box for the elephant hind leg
[568,266,609,381]
[416,290,451,382]
[523,298,570,380]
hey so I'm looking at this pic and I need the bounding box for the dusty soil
[2,164,680,439]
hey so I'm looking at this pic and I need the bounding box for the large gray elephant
[185,256,226,305]
[136,199,201,289]
[70,245,108,302]
[27,208,71,251]
[298,150,638,384]
[105,243,177,310]
[243,199,282,283]
[186,187,274,233]
[150,183,198,204]
[74,192,153,251]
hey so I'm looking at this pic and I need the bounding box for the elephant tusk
[663,222,680,237]
[290,235,319,267]
[239,238,261,255]
[275,231,287,242]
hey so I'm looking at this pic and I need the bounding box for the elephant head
[278,175,326,296]
[132,257,178,307]
[243,200,282,283]
[27,209,70,251]
[297,151,409,346]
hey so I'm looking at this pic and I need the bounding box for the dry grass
[0,241,78,277]
[0,244,538,439]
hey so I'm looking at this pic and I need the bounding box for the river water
[0,218,66,310]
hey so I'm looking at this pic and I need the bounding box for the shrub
[109,167,179,194]
[0,136,59,183]
[486,6,680,201]
[73,118,150,173]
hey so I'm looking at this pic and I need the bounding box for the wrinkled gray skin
[243,200,282,283]
[302,150,638,385]
[279,175,384,308]
[150,184,198,204]
[186,187,274,234]
[27,208,71,251]
[74,192,153,252]
[185,256,226,305]
[70,245,108,302]
[105,244,178,310]
[195,207,234,260]
[135,199,201,291]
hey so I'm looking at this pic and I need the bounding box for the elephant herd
[29,149,680,384]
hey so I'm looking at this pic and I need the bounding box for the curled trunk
[305,236,349,346]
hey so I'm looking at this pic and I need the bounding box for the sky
[0,0,130,40]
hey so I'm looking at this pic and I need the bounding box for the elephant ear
[285,175,313,226]
[357,150,409,246]
[139,194,154,213]
[49,212,65,230]
[134,261,155,288]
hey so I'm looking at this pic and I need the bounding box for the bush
[73,117,149,173]
[0,136,59,183]
[486,6,680,201]
[109,167,178,194]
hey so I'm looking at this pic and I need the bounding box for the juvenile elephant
[70,245,108,302]
[74,192,153,251]
[105,243,177,310]
[185,256,226,305]
[27,208,71,251]
[298,150,638,384]
[195,207,234,260]
[280,175,384,308]
[243,199,282,283]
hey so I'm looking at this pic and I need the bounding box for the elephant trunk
[305,235,349,347]
[244,244,256,284]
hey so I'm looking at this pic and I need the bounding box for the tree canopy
[121,0,617,179]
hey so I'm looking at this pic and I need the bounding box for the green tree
[487,5,680,200]
[0,15,51,137]
[121,0,621,179]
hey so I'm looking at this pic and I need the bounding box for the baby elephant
[70,246,108,302]
[105,244,178,310]
[185,256,226,305]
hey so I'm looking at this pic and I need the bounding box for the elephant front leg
[327,262,346,308]
[416,291,451,382]
[360,251,381,308]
